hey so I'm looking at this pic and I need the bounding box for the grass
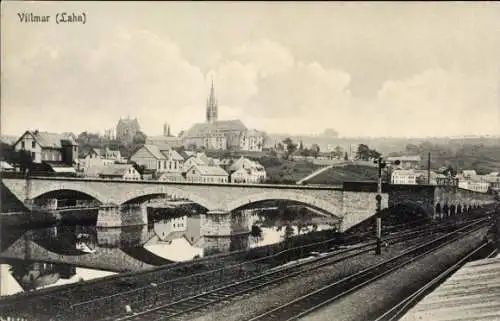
[304,165,380,185]
[260,157,323,184]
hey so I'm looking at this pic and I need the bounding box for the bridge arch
[226,190,341,217]
[30,187,104,204]
[118,185,217,210]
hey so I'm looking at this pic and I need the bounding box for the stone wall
[96,204,147,228]
[389,185,436,217]
[341,191,389,231]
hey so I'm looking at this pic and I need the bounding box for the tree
[132,131,147,146]
[12,150,33,175]
[356,144,371,161]
[284,224,294,240]
[250,225,263,240]
[334,146,344,159]
[299,140,304,151]
[311,144,320,159]
[344,152,349,160]
[282,138,297,160]
[444,165,457,177]
[405,143,420,155]
[368,148,381,160]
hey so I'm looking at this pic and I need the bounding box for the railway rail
[246,218,489,321]
[373,242,498,321]
[63,217,479,319]
[105,217,489,321]
[0,214,492,321]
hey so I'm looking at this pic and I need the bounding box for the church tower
[206,79,218,123]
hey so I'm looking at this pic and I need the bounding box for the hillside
[303,165,380,185]
[259,157,323,184]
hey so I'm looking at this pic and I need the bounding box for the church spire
[206,77,218,123]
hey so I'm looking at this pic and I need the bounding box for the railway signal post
[375,157,384,255]
[374,157,399,255]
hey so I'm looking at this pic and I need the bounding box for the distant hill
[264,134,500,156]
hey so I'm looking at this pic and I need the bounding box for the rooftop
[142,144,166,160]
[99,164,136,177]
[401,256,500,321]
[182,119,247,138]
[19,131,78,148]
[188,165,228,176]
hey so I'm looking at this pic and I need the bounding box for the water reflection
[0,206,339,296]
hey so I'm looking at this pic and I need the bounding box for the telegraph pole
[376,156,383,255]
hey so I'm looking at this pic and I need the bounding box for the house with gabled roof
[185,164,228,183]
[130,144,166,171]
[13,130,78,165]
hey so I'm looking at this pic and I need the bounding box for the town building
[130,144,185,175]
[146,122,184,149]
[129,144,166,171]
[182,155,207,172]
[116,117,141,144]
[228,157,267,183]
[180,81,265,151]
[96,164,141,180]
[387,155,421,170]
[457,170,493,193]
[391,169,419,185]
[185,164,229,183]
[240,129,264,152]
[13,130,78,165]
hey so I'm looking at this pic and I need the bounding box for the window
[21,141,25,149]
[32,141,36,148]
[158,161,161,169]
[31,152,36,160]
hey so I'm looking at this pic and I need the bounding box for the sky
[2,2,500,137]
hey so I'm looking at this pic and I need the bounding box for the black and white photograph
[1,2,499,321]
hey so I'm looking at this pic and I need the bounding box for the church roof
[182,120,247,138]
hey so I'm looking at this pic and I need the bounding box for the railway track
[0,215,490,321]
[246,218,489,321]
[373,242,498,321]
[65,218,478,319]
[106,218,489,321]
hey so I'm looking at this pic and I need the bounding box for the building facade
[116,117,141,144]
[185,164,229,183]
[98,164,141,180]
[181,81,265,151]
[13,130,78,165]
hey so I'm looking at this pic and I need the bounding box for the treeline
[391,142,500,174]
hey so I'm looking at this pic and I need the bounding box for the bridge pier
[200,210,252,254]
[96,203,148,228]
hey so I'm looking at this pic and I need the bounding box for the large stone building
[116,117,141,144]
[181,81,265,151]
[146,122,184,149]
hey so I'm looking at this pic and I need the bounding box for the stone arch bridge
[1,177,496,232]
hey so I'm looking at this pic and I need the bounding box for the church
[181,81,265,151]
